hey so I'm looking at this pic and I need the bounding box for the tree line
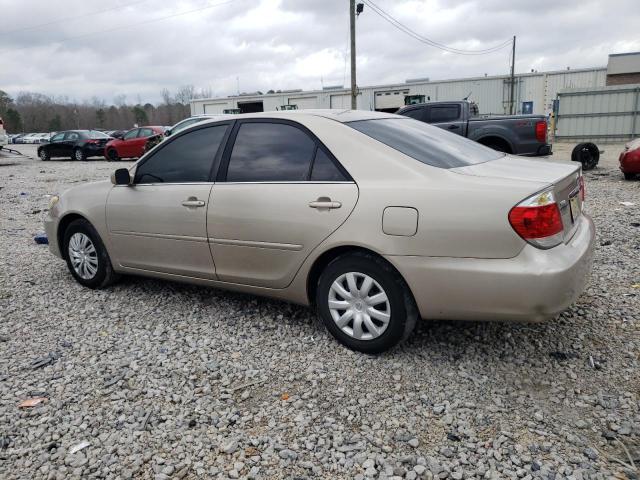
[0,85,212,133]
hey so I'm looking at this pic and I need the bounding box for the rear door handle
[182,197,205,208]
[309,200,342,209]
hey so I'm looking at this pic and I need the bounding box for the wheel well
[306,246,416,307]
[57,213,87,259]
[478,136,512,153]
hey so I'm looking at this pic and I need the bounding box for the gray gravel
[1,143,639,479]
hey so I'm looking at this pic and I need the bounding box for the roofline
[191,66,607,104]
[608,51,640,57]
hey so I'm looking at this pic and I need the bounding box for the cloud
[0,0,638,104]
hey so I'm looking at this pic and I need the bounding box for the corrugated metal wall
[555,85,640,143]
[191,68,606,117]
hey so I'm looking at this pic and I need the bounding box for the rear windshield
[346,118,504,168]
[87,130,111,139]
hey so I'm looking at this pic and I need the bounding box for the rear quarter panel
[468,116,546,155]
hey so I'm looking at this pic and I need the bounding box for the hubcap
[328,272,391,341]
[39,150,46,159]
[68,233,98,280]
[75,150,82,160]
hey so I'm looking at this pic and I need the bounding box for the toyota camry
[45,110,595,353]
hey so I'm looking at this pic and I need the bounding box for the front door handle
[182,197,206,208]
[309,198,342,209]
[448,124,460,129]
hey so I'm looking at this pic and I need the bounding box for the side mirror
[111,168,131,186]
[164,129,171,137]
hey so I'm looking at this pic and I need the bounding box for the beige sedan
[45,110,595,353]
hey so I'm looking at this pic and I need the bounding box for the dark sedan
[38,130,113,161]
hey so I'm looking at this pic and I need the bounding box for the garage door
[330,94,352,109]
[288,96,318,109]
[374,90,409,110]
[204,103,230,114]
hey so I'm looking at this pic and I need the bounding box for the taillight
[579,175,585,202]
[86,139,98,144]
[535,121,547,143]
[508,189,563,249]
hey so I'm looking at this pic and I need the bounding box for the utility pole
[350,0,357,110]
[509,35,516,115]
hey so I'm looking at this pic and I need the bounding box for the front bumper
[619,150,640,174]
[44,216,62,259]
[387,214,595,322]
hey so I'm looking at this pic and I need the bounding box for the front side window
[429,105,460,123]
[134,125,228,184]
[123,129,138,140]
[51,133,65,142]
[226,122,316,182]
[347,118,503,168]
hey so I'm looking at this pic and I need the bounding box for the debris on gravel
[0,144,638,478]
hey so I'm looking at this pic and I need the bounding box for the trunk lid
[452,155,583,243]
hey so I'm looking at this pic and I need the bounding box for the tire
[73,148,87,161]
[38,148,50,161]
[624,172,636,180]
[106,148,119,162]
[316,252,418,354]
[571,142,599,170]
[62,219,119,289]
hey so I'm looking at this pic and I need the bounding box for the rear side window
[310,149,347,181]
[134,125,227,184]
[65,132,80,141]
[226,122,316,182]
[429,105,460,123]
[347,118,503,168]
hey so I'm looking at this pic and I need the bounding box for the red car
[619,138,640,180]
[104,126,165,160]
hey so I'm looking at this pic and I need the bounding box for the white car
[0,117,7,149]
[165,115,222,137]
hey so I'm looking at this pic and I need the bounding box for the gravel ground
[0,142,639,480]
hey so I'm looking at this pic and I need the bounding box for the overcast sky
[1,0,638,104]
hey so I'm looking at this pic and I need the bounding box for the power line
[0,0,237,54]
[363,0,512,55]
[0,0,149,37]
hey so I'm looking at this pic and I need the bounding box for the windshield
[346,118,504,168]
[88,130,111,139]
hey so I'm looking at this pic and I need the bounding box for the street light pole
[509,35,516,115]
[350,0,357,110]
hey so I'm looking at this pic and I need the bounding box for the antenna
[463,91,472,100]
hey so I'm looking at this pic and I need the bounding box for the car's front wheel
[38,148,50,161]
[106,148,119,161]
[63,219,119,289]
[624,172,636,180]
[316,252,417,354]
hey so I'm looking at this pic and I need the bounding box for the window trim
[216,118,352,183]
[132,121,234,185]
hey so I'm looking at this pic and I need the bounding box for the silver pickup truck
[396,100,552,157]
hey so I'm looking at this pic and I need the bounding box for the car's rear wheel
[572,143,599,170]
[38,148,50,161]
[73,148,87,161]
[316,252,417,354]
[106,148,119,161]
[63,219,119,289]
[624,172,636,180]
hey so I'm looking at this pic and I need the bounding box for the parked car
[44,111,594,353]
[38,130,113,161]
[20,133,39,144]
[619,138,640,180]
[105,130,126,139]
[396,100,552,156]
[0,117,7,149]
[165,115,220,137]
[104,126,165,160]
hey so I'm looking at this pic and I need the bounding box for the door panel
[428,104,465,136]
[106,184,215,279]
[207,183,358,288]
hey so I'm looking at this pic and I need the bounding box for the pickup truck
[0,117,7,150]
[396,100,552,156]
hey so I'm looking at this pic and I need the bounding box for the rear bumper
[387,214,595,322]
[519,143,553,157]
[619,150,640,174]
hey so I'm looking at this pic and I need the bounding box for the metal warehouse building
[191,67,606,117]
